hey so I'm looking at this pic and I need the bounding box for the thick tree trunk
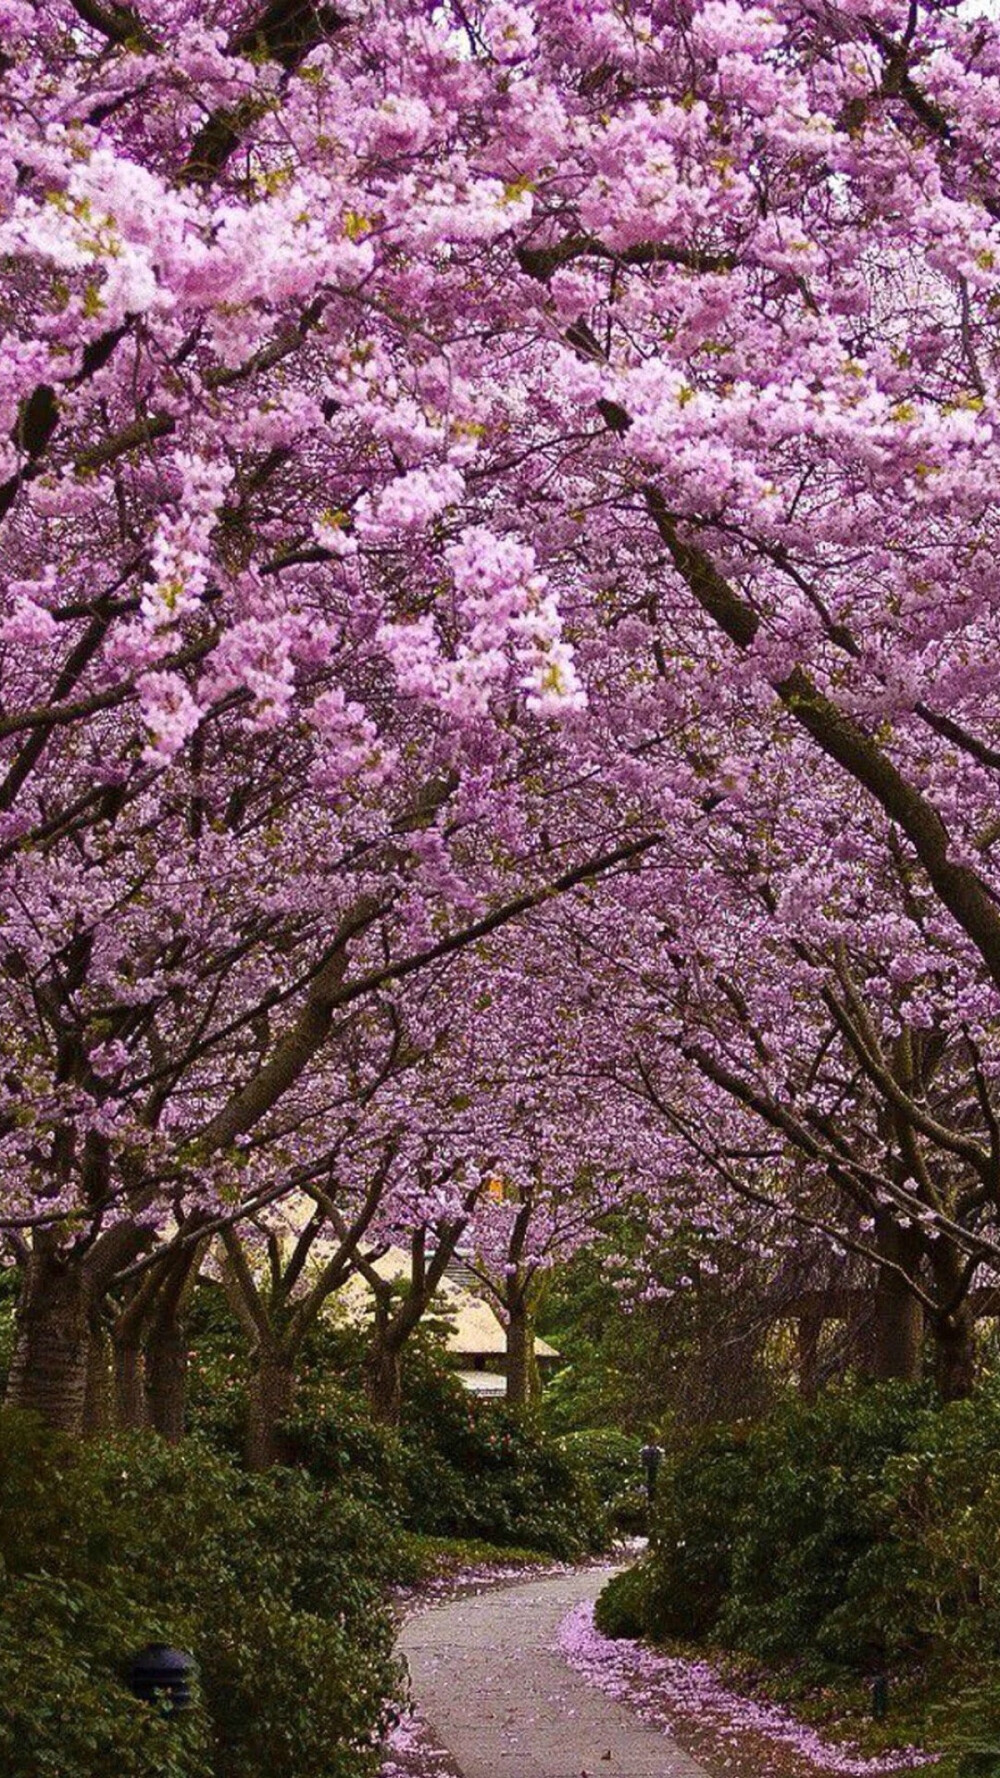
[145,1320,188,1442]
[869,1215,924,1384]
[505,1298,539,1411]
[113,1335,148,1430]
[82,1320,114,1435]
[5,1240,91,1433]
[870,1276,924,1383]
[926,1242,978,1400]
[246,1354,296,1469]
[362,1340,403,1426]
[931,1307,977,1401]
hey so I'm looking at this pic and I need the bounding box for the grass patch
[394,1532,566,1586]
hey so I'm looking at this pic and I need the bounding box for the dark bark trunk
[113,1335,148,1430]
[505,1298,540,1411]
[82,1319,114,1435]
[928,1242,978,1400]
[5,1239,91,1433]
[246,1353,296,1469]
[931,1306,977,1400]
[869,1215,924,1384]
[362,1340,403,1426]
[145,1320,188,1442]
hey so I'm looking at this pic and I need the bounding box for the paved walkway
[399,1564,711,1778]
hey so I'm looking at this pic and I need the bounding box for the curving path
[398,1564,711,1778]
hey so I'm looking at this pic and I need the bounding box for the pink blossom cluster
[8,0,1000,1453]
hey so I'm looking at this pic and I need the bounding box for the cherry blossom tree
[9,0,1000,1434]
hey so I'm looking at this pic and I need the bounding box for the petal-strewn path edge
[554,1601,937,1778]
[380,1559,938,1778]
[390,1556,573,1624]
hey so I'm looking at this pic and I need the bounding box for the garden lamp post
[639,1442,664,1509]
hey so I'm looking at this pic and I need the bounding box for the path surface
[398,1564,711,1778]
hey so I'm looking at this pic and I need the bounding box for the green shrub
[0,1568,214,1778]
[282,1379,410,1519]
[715,1386,924,1666]
[596,1385,931,1664]
[0,1411,401,1778]
[940,1682,1000,1778]
[556,1427,642,1529]
[830,1379,1000,1668]
[398,1357,607,1556]
[595,1422,748,1641]
[595,1558,661,1640]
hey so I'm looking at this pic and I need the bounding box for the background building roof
[336,1247,558,1360]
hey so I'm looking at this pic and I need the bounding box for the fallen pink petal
[553,1602,937,1778]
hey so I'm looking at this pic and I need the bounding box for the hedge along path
[397,1563,708,1778]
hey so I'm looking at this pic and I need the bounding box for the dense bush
[0,1411,402,1778]
[398,1357,607,1557]
[939,1681,1000,1778]
[187,1295,603,1556]
[596,1420,752,1642]
[197,1323,612,1560]
[596,1382,978,1674]
[282,1380,410,1519]
[717,1386,925,1665]
[556,1427,647,1533]
[832,1383,1000,1670]
[556,1427,639,1507]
